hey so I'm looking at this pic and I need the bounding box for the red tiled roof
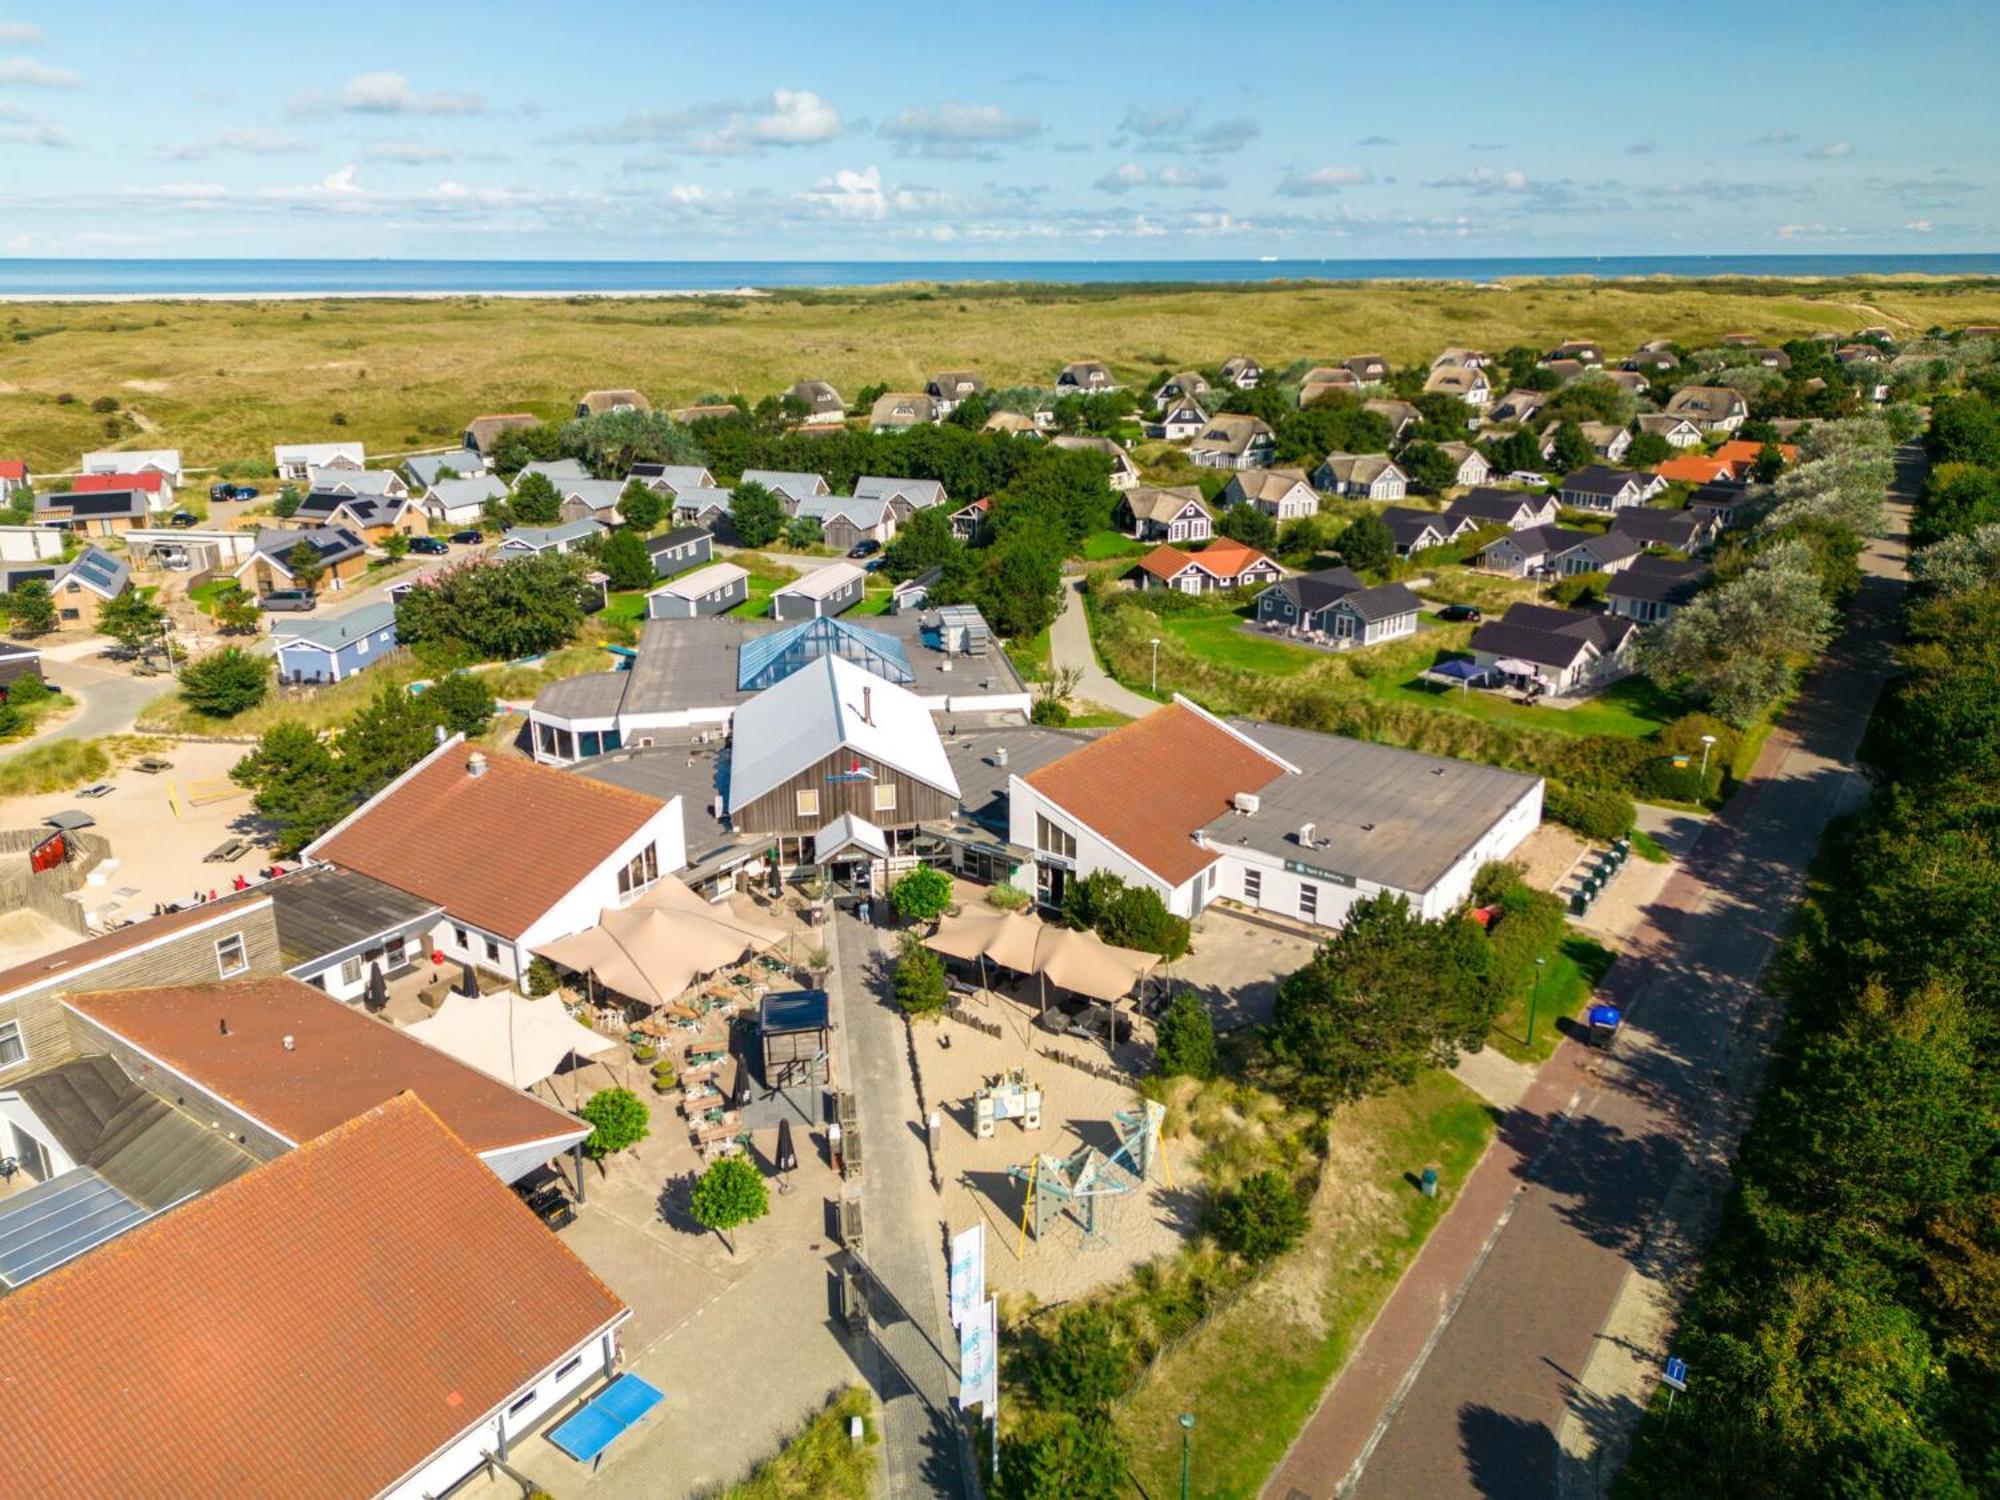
[74,470,163,494]
[310,741,665,939]
[66,976,584,1154]
[0,460,26,481]
[1654,456,1733,485]
[1712,439,1799,469]
[1024,703,1289,886]
[1189,539,1275,580]
[0,1094,626,1499]
[1136,544,1201,582]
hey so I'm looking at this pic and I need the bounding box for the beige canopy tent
[535,877,785,1010]
[405,989,618,1105]
[925,907,1160,1010]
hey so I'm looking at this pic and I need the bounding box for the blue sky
[1,1,1994,259]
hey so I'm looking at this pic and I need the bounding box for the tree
[381,532,410,561]
[729,479,785,547]
[1484,427,1543,476]
[1210,1170,1308,1262]
[688,1154,769,1253]
[1642,546,1834,723]
[561,410,706,478]
[1334,512,1395,575]
[214,587,262,634]
[600,528,656,591]
[977,535,1063,639]
[7,579,56,636]
[1059,870,1191,960]
[508,471,562,525]
[1547,419,1596,473]
[1217,501,1278,551]
[395,552,593,660]
[178,647,269,717]
[1268,893,1495,1105]
[523,955,560,997]
[881,504,957,580]
[1625,430,1673,468]
[616,478,665,532]
[273,483,302,518]
[98,589,168,655]
[341,680,444,788]
[579,1087,650,1159]
[423,671,497,737]
[999,1413,1127,1500]
[889,865,954,922]
[1153,990,1217,1079]
[1751,442,1789,485]
[1397,440,1461,496]
[1913,463,2000,547]
[285,541,325,592]
[232,722,356,855]
[893,934,948,1018]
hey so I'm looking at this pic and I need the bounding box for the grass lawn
[1364,665,1687,741]
[1630,829,1670,863]
[188,578,243,615]
[1005,623,1051,682]
[719,1387,876,1500]
[1115,1072,1495,1499]
[1067,707,1133,728]
[1160,609,1321,677]
[0,734,167,798]
[722,551,803,621]
[1083,528,1146,561]
[1487,933,1618,1065]
[0,690,76,746]
[601,589,649,627]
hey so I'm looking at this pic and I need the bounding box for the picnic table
[134,756,174,774]
[76,783,114,799]
[204,837,251,863]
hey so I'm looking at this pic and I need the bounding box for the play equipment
[1008,1098,1168,1255]
[974,1069,1043,1138]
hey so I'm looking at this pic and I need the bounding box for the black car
[449,530,484,545]
[848,538,881,559]
[168,510,199,528]
[1437,603,1483,623]
[207,483,259,502]
[408,536,450,555]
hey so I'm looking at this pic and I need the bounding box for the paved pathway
[1048,576,1158,719]
[1262,445,1919,1500]
[0,657,162,763]
[830,907,971,1500]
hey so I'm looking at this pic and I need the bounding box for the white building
[274,440,366,480]
[79,447,182,484]
[1009,699,1542,929]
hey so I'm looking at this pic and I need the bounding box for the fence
[0,827,112,938]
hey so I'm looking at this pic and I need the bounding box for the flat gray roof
[266,865,445,967]
[1204,719,1541,895]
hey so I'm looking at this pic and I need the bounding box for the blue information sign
[1663,1356,1688,1392]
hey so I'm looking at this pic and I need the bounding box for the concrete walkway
[1262,443,1920,1500]
[1048,576,1159,720]
[830,907,971,1500]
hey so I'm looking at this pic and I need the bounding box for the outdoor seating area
[923,904,1162,1051]
[1245,618,1359,652]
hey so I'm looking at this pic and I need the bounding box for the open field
[6,277,1999,471]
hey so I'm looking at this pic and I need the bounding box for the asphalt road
[0,656,164,763]
[1049,576,1159,718]
[1265,444,1919,1500]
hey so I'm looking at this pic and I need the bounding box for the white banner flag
[958,1297,997,1411]
[949,1223,985,1331]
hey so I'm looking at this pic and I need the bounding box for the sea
[2,255,1999,298]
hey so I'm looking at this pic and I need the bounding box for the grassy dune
[6,276,2000,471]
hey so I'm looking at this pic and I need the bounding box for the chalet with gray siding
[647,527,715,577]
[771,562,865,620]
[1255,566,1420,646]
[646,563,748,620]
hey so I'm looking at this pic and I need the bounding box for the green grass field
[1083,529,1147,561]
[1115,1071,1495,1498]
[1487,933,1618,1064]
[1159,609,1322,676]
[719,1387,877,1500]
[1362,664,1688,740]
[2,277,1983,473]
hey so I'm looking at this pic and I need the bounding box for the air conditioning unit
[1233,792,1261,815]
[1296,820,1316,848]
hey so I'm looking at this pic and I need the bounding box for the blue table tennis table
[548,1374,666,1464]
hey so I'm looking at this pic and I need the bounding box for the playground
[925,1000,1203,1302]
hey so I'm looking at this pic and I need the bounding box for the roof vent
[1192,828,1208,848]
[992,745,1009,768]
[282,1034,295,1052]
[1296,821,1316,848]
[218,1017,229,1037]
[466,751,488,778]
[1361,822,1376,833]
[1233,791,1261,815]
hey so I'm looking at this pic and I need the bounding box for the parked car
[256,589,317,612]
[408,536,449,555]
[168,510,199,528]
[1437,603,1483,623]
[208,482,259,502]
[449,530,483,545]
[1506,471,1550,488]
[848,539,881,559]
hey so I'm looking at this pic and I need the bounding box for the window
[618,843,660,896]
[873,783,897,814]
[214,932,250,979]
[1036,814,1076,862]
[0,1019,24,1068]
[508,1388,539,1418]
[557,1354,583,1380]
[384,934,406,965]
[1242,868,1261,903]
[453,925,469,949]
[484,938,500,963]
[339,956,363,987]
[1299,884,1318,921]
[796,788,820,819]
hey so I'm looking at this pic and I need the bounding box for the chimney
[282,1034,295,1052]
[861,686,874,726]
[433,723,446,746]
[992,745,1008,768]
[218,1017,229,1037]
[466,751,488,778]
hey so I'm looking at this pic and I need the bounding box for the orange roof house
[1654,455,1735,486]
[1712,439,1799,472]
[1135,539,1282,594]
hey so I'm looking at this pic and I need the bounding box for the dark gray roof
[1689,481,1753,510]
[1334,581,1423,623]
[1561,465,1644,496]
[1560,530,1643,565]
[1488,524,1596,559]
[1607,556,1710,604]
[1608,508,1703,546]
[1202,719,1541,895]
[647,526,711,556]
[1447,488,1543,524]
[533,670,630,719]
[252,526,366,565]
[265,865,445,968]
[1262,566,1365,614]
[1469,621,1593,670]
[44,490,148,519]
[1381,506,1450,546]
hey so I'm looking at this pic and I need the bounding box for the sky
[1,1,1996,261]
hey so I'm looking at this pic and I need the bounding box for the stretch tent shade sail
[925,909,1159,1001]
[926,908,1045,974]
[536,877,784,1006]
[406,989,617,1090]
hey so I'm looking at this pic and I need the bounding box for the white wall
[0,1092,78,1177]
[0,527,63,564]
[515,798,688,965]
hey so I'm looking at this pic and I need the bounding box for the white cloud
[293,72,485,118]
[0,54,77,86]
[880,101,1040,147]
[2,120,67,147]
[559,109,693,146]
[1156,165,1226,189]
[1120,103,1193,138]
[694,88,840,154]
[1806,139,1854,160]
[1094,161,1150,194]
[163,127,311,161]
[1192,117,1259,154]
[1276,165,1374,197]
[1753,127,1799,146]
[365,140,458,164]
[1906,218,1934,233]
[0,22,45,43]
[797,165,888,219]
[1427,167,1533,193]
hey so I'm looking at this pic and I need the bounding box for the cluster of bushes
[1058,869,1191,961]
[1619,484,2000,1499]
[394,550,602,663]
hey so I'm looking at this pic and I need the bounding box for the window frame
[796,788,821,819]
[872,782,897,814]
[214,932,250,980]
[1298,883,1318,920]
[1242,867,1261,904]
[0,1018,25,1068]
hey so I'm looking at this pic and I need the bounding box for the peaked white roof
[649,562,747,600]
[727,653,959,815]
[774,560,865,599]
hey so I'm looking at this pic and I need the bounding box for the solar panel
[0,1169,151,1287]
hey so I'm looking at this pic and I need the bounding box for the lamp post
[1698,732,1717,781]
[1150,637,1162,696]
[1179,1412,1196,1500]
[1528,956,1546,1048]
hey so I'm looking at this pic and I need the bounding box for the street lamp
[1179,1412,1196,1500]
[1528,956,1546,1048]
[1150,637,1162,696]
[1698,732,1717,781]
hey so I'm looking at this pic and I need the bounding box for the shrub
[689,1154,770,1252]
[987,883,1030,911]
[1209,1169,1309,1262]
[1544,779,1634,840]
[6,673,48,706]
[893,934,947,1018]
[632,1044,658,1064]
[1030,695,1072,726]
[523,955,560,996]
[579,1087,650,1158]
[1633,756,1717,804]
[888,865,953,923]
[1153,990,1217,1080]
[177,647,269,717]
